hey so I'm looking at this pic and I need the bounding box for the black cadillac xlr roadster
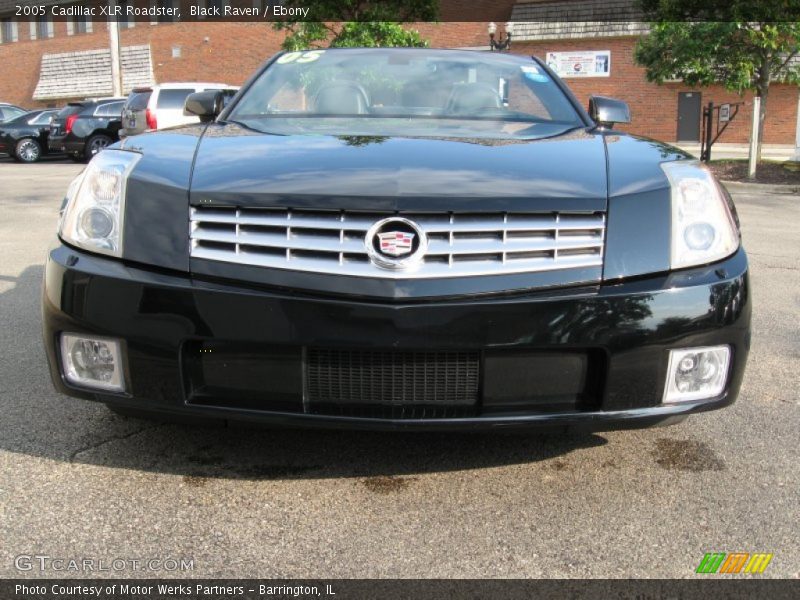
[42,48,749,431]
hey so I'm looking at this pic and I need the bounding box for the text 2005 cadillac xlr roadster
[42,48,750,431]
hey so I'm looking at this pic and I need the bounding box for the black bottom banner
[3,579,799,600]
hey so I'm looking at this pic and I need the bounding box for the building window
[30,15,54,40]
[37,15,52,38]
[118,0,134,29]
[0,17,19,43]
[74,18,89,34]
[67,4,93,35]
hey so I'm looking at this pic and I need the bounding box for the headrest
[314,82,370,115]
[446,83,502,115]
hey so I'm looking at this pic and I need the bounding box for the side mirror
[184,91,223,123]
[588,95,630,128]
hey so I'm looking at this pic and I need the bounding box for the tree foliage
[634,20,800,92]
[273,1,438,50]
[634,1,800,165]
[636,0,800,21]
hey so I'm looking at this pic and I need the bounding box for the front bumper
[42,243,750,431]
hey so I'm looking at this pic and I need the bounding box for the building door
[677,92,701,141]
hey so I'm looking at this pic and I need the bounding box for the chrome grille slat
[193,227,366,254]
[192,210,377,231]
[190,207,605,279]
[425,236,602,256]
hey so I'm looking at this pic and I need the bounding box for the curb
[721,180,800,195]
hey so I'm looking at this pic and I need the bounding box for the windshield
[125,91,152,111]
[2,106,27,121]
[6,111,34,125]
[29,111,55,125]
[228,49,583,140]
[57,104,84,119]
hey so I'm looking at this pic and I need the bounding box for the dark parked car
[0,109,59,162]
[0,103,28,122]
[43,49,750,432]
[48,98,125,162]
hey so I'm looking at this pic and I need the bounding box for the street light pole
[794,92,800,161]
[488,22,514,52]
[748,96,760,179]
[108,0,123,97]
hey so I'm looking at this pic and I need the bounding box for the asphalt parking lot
[0,159,797,579]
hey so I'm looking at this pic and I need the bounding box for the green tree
[273,1,438,50]
[633,1,800,169]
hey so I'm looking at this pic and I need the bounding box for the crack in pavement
[69,423,166,464]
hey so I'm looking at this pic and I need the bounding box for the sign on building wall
[545,51,611,78]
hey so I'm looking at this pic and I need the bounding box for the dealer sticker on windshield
[277,50,325,65]
[521,65,550,83]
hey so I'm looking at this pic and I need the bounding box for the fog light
[60,333,125,392]
[664,346,730,403]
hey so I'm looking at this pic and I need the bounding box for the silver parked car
[120,83,237,137]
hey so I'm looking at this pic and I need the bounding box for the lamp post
[488,22,514,52]
[108,0,123,97]
[794,93,800,161]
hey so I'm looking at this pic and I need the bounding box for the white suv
[121,82,237,137]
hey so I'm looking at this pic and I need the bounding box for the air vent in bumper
[183,343,600,420]
[305,348,480,407]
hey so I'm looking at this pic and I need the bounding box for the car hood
[188,123,608,212]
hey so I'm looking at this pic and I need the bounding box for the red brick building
[1,0,798,146]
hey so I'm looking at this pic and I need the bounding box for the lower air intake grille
[306,348,480,408]
[310,404,478,420]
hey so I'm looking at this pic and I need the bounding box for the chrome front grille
[190,207,605,278]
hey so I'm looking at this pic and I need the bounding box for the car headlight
[59,150,140,257]
[662,160,739,270]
